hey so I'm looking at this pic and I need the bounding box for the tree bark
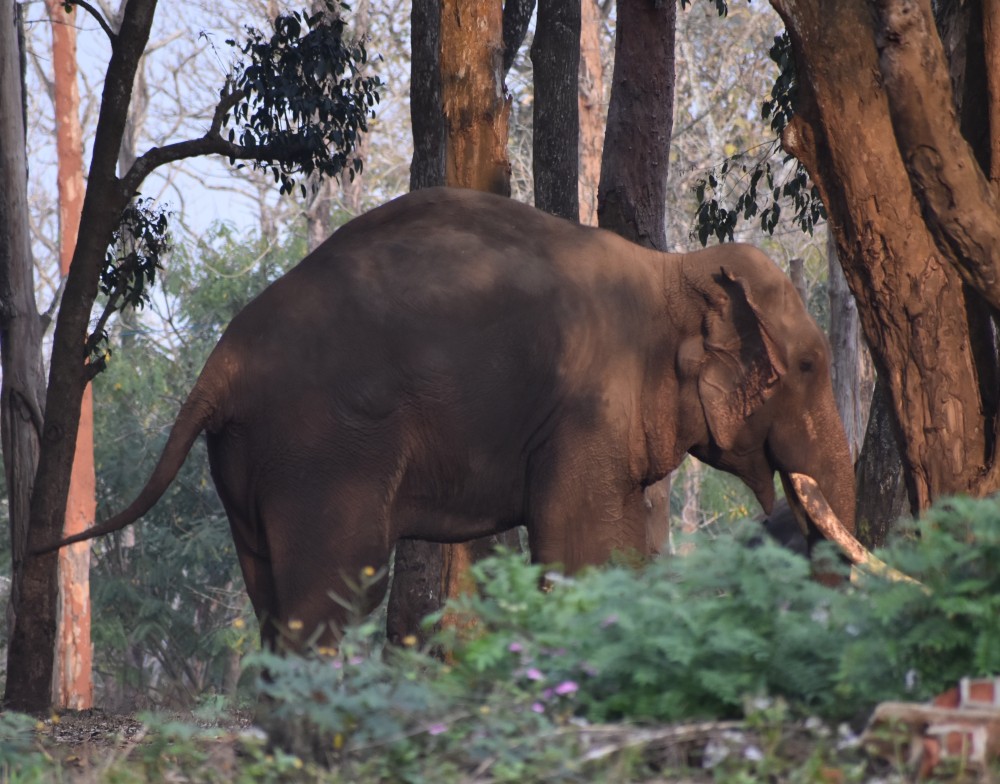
[577,0,604,226]
[46,0,94,711]
[530,0,580,220]
[5,0,158,712]
[597,0,676,552]
[0,0,47,695]
[440,0,511,196]
[597,0,675,249]
[387,0,447,647]
[771,0,1000,511]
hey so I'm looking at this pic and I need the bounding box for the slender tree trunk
[386,0,447,648]
[531,0,580,219]
[46,0,94,710]
[6,0,158,712]
[0,0,46,690]
[597,0,676,553]
[578,0,605,226]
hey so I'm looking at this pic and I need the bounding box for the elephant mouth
[780,472,921,587]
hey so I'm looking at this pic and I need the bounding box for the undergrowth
[4,495,1000,781]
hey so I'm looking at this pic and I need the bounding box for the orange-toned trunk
[439,0,513,613]
[578,0,605,226]
[47,0,93,709]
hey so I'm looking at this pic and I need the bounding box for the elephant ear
[697,267,788,451]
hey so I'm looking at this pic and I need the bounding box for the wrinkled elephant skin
[44,188,858,648]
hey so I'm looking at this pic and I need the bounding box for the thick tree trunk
[771,0,1000,511]
[597,0,676,552]
[46,0,94,710]
[597,0,675,249]
[0,0,46,696]
[5,0,157,712]
[530,0,580,220]
[578,0,605,226]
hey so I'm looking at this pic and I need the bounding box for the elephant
[45,186,875,650]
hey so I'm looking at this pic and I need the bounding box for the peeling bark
[440,0,511,196]
[578,0,605,226]
[46,0,94,711]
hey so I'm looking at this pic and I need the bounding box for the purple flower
[428,723,448,736]
[531,703,545,714]
[508,642,523,654]
[554,680,579,696]
[525,667,544,681]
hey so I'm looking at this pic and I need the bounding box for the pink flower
[428,723,448,736]
[554,680,578,696]
[525,667,544,681]
[531,702,545,714]
[508,642,523,653]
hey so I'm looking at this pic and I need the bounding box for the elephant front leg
[528,461,650,572]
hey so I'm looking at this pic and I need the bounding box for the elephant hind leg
[259,481,396,651]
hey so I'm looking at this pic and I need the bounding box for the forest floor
[21,706,956,783]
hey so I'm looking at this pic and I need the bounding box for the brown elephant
[46,186,869,649]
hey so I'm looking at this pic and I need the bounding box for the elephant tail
[33,383,218,556]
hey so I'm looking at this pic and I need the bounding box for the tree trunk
[597,0,676,552]
[46,0,94,711]
[854,375,909,548]
[386,0,447,647]
[0,0,46,696]
[597,0,675,249]
[5,0,157,712]
[440,0,511,196]
[578,0,605,226]
[388,0,517,647]
[439,0,516,621]
[530,0,580,220]
[770,0,1000,511]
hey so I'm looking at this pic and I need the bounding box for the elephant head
[676,249,857,554]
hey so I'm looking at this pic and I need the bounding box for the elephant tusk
[787,472,926,590]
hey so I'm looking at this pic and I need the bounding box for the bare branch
[67,0,117,44]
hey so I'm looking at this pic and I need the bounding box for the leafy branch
[692,30,826,245]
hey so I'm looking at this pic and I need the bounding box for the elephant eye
[799,358,815,373]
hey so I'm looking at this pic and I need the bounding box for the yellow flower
[232,617,245,629]
[288,619,304,631]
[50,713,60,725]
[292,757,304,769]
[362,566,376,578]
[479,705,491,716]
[402,635,418,647]
[333,733,345,750]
